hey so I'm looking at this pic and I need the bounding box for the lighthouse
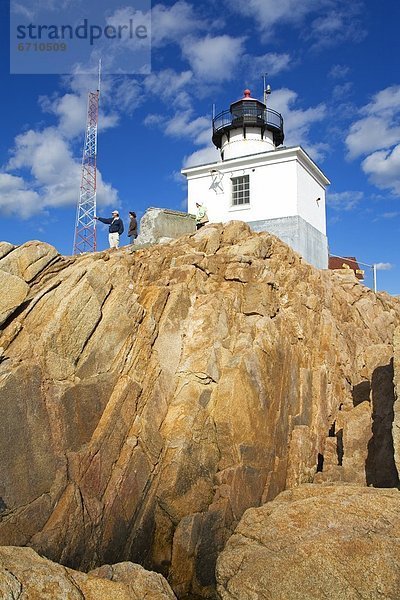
[181,88,330,269]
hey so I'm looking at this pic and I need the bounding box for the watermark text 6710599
[10,0,151,75]
[17,42,68,52]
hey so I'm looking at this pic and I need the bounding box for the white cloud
[145,108,211,146]
[327,190,364,211]
[3,65,160,220]
[100,6,151,75]
[360,85,400,116]
[271,88,327,152]
[382,211,400,219]
[346,85,400,159]
[308,6,366,50]
[11,2,35,19]
[166,111,211,144]
[361,145,400,196]
[332,81,353,101]
[170,170,188,189]
[227,0,366,49]
[8,128,74,187]
[346,85,400,196]
[13,0,76,12]
[375,262,394,271]
[5,127,117,216]
[39,74,122,141]
[4,49,218,219]
[306,142,331,163]
[0,173,41,218]
[39,93,88,139]
[227,0,315,34]
[112,78,144,115]
[183,145,220,168]
[4,5,216,221]
[346,116,400,160]
[144,69,193,109]
[181,35,246,82]
[144,114,164,127]
[243,52,291,81]
[10,0,76,18]
[142,66,216,145]
[152,1,203,47]
[139,33,244,167]
[329,64,351,79]
[90,75,143,121]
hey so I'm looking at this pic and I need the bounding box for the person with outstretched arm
[95,210,124,249]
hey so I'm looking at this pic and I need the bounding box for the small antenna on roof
[263,73,271,106]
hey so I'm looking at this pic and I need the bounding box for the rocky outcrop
[136,207,196,245]
[216,484,400,600]
[0,241,58,328]
[0,546,176,599]
[0,222,399,599]
[394,327,400,475]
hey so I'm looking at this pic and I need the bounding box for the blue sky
[1,0,400,293]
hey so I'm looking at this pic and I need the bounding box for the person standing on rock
[95,210,124,249]
[195,202,209,230]
[128,211,138,244]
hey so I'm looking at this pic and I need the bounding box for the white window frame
[231,174,250,207]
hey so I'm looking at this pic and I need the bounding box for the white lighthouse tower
[181,88,330,269]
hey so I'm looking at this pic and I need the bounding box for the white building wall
[247,160,297,220]
[296,162,327,234]
[188,157,299,225]
[185,147,329,237]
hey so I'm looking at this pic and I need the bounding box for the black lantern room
[212,89,284,149]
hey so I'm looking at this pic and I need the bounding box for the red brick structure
[329,256,365,281]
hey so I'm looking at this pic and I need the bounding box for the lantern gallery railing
[212,106,284,147]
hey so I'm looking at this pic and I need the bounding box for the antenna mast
[263,73,271,106]
[73,60,101,255]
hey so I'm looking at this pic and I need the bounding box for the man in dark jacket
[95,210,124,249]
[128,211,138,244]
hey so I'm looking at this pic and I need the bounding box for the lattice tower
[73,89,99,254]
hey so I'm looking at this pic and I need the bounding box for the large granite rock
[0,223,399,599]
[216,484,400,600]
[0,240,58,282]
[0,270,29,328]
[0,241,59,327]
[136,207,196,245]
[0,546,176,599]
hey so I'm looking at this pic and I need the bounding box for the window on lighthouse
[232,175,250,206]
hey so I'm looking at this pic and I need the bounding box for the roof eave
[181,145,330,186]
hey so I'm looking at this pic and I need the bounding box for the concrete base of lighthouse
[248,215,329,269]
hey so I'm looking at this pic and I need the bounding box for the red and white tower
[73,70,100,254]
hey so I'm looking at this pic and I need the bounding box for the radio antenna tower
[73,60,101,254]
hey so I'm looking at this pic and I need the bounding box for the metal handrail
[212,107,283,134]
[329,253,377,292]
